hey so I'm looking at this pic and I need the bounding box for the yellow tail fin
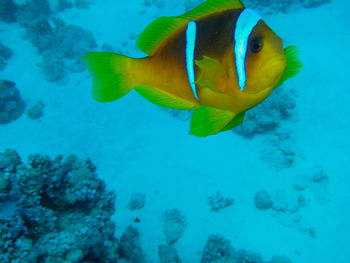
[82,52,135,102]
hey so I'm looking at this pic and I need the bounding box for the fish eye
[250,37,263,53]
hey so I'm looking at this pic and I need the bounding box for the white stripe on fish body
[185,20,199,101]
[234,8,262,91]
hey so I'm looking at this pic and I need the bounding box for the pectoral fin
[190,106,235,137]
[195,56,228,93]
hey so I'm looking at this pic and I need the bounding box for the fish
[82,0,302,137]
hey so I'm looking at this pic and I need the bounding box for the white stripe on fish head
[234,8,262,91]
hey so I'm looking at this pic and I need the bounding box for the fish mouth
[263,56,287,86]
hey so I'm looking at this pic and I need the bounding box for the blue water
[0,0,349,262]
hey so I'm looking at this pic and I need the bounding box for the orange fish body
[83,0,302,137]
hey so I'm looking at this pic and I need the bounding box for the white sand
[0,0,349,262]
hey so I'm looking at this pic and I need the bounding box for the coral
[119,225,145,263]
[254,190,273,210]
[0,41,13,71]
[0,80,25,124]
[56,0,73,12]
[26,100,44,119]
[0,150,119,262]
[24,18,97,82]
[0,41,13,60]
[208,192,234,212]
[163,209,186,245]
[260,128,296,169]
[74,0,92,9]
[15,0,51,26]
[201,234,236,263]
[129,192,146,210]
[270,255,293,263]
[158,244,181,263]
[0,0,18,23]
[220,0,331,13]
[235,88,296,138]
[236,249,263,263]
[201,234,293,263]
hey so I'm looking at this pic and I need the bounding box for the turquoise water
[0,0,349,262]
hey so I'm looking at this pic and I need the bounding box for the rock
[27,101,44,119]
[270,255,293,263]
[119,226,145,263]
[129,193,146,210]
[208,192,234,211]
[254,190,273,210]
[158,244,181,263]
[163,209,186,245]
[200,234,235,263]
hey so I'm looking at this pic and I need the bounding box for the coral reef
[5,0,97,82]
[0,150,119,262]
[184,0,331,13]
[0,0,18,23]
[201,234,293,263]
[158,244,181,263]
[15,0,51,27]
[0,80,25,124]
[208,191,234,212]
[119,225,145,263]
[0,41,13,71]
[129,192,146,210]
[26,100,44,120]
[163,209,186,245]
[235,88,296,138]
[24,18,97,81]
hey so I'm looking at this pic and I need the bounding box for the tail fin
[82,52,135,102]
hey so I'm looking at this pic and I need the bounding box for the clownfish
[83,0,302,137]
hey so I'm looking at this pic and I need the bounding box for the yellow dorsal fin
[136,0,244,55]
[181,0,244,21]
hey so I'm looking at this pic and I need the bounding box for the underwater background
[0,0,349,262]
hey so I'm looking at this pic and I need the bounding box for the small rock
[308,227,317,238]
[208,192,234,211]
[163,209,186,245]
[294,183,308,191]
[158,244,181,263]
[270,255,293,263]
[27,101,44,120]
[313,169,328,183]
[119,226,145,263]
[254,190,273,210]
[129,193,145,210]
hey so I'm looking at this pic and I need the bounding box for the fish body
[83,0,302,137]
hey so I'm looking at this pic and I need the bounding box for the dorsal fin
[181,0,244,21]
[136,0,244,55]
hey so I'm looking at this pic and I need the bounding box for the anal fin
[221,111,245,131]
[190,106,235,137]
[135,85,199,110]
